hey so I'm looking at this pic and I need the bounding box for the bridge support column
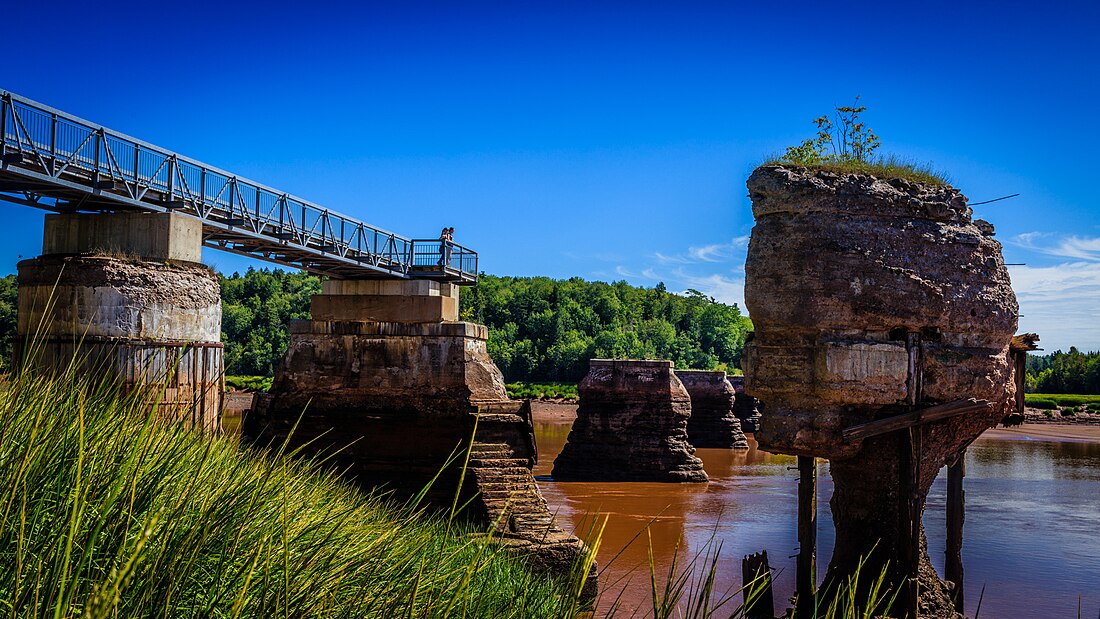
[251,279,595,597]
[16,212,223,432]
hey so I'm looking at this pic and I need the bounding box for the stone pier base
[678,370,748,449]
[248,279,594,595]
[552,359,708,482]
[16,212,222,431]
[730,375,764,433]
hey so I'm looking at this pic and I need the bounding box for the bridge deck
[0,91,476,282]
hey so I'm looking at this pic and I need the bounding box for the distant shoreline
[529,401,1100,444]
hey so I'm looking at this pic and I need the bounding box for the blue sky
[3,0,1098,351]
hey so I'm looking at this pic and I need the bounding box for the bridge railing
[0,91,477,283]
[410,239,479,277]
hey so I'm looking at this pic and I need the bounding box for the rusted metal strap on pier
[841,399,994,442]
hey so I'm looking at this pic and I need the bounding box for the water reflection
[536,414,1100,618]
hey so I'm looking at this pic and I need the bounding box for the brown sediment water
[533,402,1100,618]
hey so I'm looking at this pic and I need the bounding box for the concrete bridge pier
[250,279,595,594]
[16,212,224,431]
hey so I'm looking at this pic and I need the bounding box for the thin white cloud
[1010,261,1100,352]
[670,269,746,310]
[655,236,750,265]
[1011,233,1100,262]
[654,251,691,265]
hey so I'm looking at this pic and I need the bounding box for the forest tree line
[1026,348,1100,394]
[0,270,752,382]
[461,275,751,382]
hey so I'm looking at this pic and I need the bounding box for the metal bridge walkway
[0,91,477,282]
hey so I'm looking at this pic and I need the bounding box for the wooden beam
[897,428,921,619]
[842,399,992,442]
[946,454,966,612]
[743,551,775,619]
[796,456,817,619]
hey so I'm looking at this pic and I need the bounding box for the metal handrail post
[0,94,8,158]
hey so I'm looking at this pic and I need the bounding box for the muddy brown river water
[532,404,1100,618]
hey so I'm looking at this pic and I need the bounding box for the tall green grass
[0,367,584,618]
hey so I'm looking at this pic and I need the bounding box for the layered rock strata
[552,359,708,482]
[248,280,592,593]
[742,165,1017,616]
[729,375,764,434]
[678,370,749,449]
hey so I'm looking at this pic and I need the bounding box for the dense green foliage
[772,99,947,186]
[225,375,274,392]
[1026,349,1100,395]
[461,275,752,383]
[506,382,579,400]
[219,268,320,376]
[0,275,15,372]
[0,366,586,618]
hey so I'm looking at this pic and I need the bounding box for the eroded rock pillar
[742,165,1017,616]
[249,279,593,593]
[16,212,223,431]
[678,369,749,449]
[552,359,708,482]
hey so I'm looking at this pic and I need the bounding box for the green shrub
[225,374,274,392]
[506,382,578,400]
[770,98,947,186]
[1028,397,1058,410]
[1030,393,1100,407]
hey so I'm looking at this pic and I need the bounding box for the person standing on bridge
[437,227,453,266]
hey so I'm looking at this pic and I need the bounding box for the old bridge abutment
[248,278,593,590]
[16,211,223,431]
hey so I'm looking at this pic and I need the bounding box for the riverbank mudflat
[530,400,1100,444]
[980,424,1100,443]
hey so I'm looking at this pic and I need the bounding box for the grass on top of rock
[0,364,589,618]
[766,97,949,187]
[760,154,949,187]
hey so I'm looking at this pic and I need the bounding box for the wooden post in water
[897,428,921,619]
[796,455,817,619]
[743,551,775,619]
[946,453,966,612]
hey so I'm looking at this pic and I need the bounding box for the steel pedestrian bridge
[0,90,477,282]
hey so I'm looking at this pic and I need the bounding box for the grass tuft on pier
[0,367,585,618]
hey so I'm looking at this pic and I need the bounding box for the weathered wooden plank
[796,456,817,619]
[946,454,966,612]
[743,550,775,619]
[842,399,992,442]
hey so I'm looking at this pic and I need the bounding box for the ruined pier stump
[678,369,749,449]
[552,359,708,482]
[742,165,1018,617]
[730,375,764,433]
[17,212,223,431]
[248,279,593,594]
